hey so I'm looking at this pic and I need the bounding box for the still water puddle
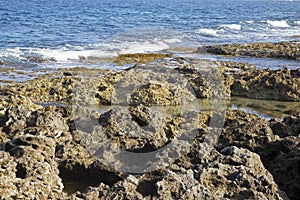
[92,97,300,121]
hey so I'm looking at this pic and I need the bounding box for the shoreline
[0,41,299,199]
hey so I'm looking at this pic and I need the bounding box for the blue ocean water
[0,0,300,69]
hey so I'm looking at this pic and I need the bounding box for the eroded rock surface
[270,113,300,138]
[2,135,64,199]
[0,56,299,199]
[231,68,300,101]
[197,146,287,200]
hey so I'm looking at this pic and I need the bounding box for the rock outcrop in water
[200,41,300,60]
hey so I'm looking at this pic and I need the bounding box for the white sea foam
[118,41,169,54]
[164,38,182,44]
[36,49,95,61]
[295,21,300,26]
[1,48,23,60]
[266,20,290,28]
[197,28,218,36]
[220,24,242,31]
[0,35,182,65]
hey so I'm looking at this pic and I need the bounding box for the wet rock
[230,97,300,119]
[202,41,300,60]
[26,55,56,63]
[214,60,257,72]
[0,56,299,199]
[231,68,300,101]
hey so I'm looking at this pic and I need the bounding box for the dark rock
[264,137,300,200]
[270,113,300,138]
[216,109,279,153]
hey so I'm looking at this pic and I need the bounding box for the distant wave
[196,28,218,37]
[266,20,290,28]
[196,19,300,43]
[220,24,242,31]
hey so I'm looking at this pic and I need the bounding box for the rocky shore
[0,43,299,199]
[200,41,300,60]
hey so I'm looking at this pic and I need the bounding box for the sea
[0,0,300,80]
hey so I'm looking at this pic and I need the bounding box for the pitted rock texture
[197,146,287,200]
[270,113,300,138]
[231,68,300,101]
[2,135,64,199]
[0,57,299,199]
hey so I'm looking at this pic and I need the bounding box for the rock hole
[58,163,122,194]
[16,163,27,179]
[136,180,158,197]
